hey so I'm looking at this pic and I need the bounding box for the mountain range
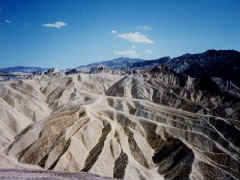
[0,49,239,180]
[2,49,240,85]
[67,49,240,85]
[72,57,145,73]
[0,66,48,74]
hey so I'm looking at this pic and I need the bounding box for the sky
[1,0,240,69]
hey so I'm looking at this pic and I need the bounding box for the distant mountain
[67,50,240,87]
[130,56,171,69]
[73,57,145,73]
[165,50,240,86]
[0,66,48,73]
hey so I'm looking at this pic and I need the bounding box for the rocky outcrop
[107,66,240,119]
[0,80,51,148]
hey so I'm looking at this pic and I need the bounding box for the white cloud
[131,45,136,49]
[143,25,152,31]
[146,49,153,54]
[42,21,67,29]
[114,50,140,58]
[5,19,11,23]
[117,32,154,44]
[112,30,118,34]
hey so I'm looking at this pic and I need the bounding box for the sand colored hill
[0,70,239,180]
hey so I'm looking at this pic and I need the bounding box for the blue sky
[1,0,240,68]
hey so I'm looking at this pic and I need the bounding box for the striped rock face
[1,69,240,180]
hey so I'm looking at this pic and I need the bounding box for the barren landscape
[1,1,240,179]
[0,51,240,180]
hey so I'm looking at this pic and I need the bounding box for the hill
[0,67,238,180]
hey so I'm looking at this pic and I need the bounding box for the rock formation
[0,67,239,180]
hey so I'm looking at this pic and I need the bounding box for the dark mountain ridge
[75,57,145,72]
[166,49,240,86]
[130,56,171,69]
[2,50,240,87]
[69,49,240,79]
